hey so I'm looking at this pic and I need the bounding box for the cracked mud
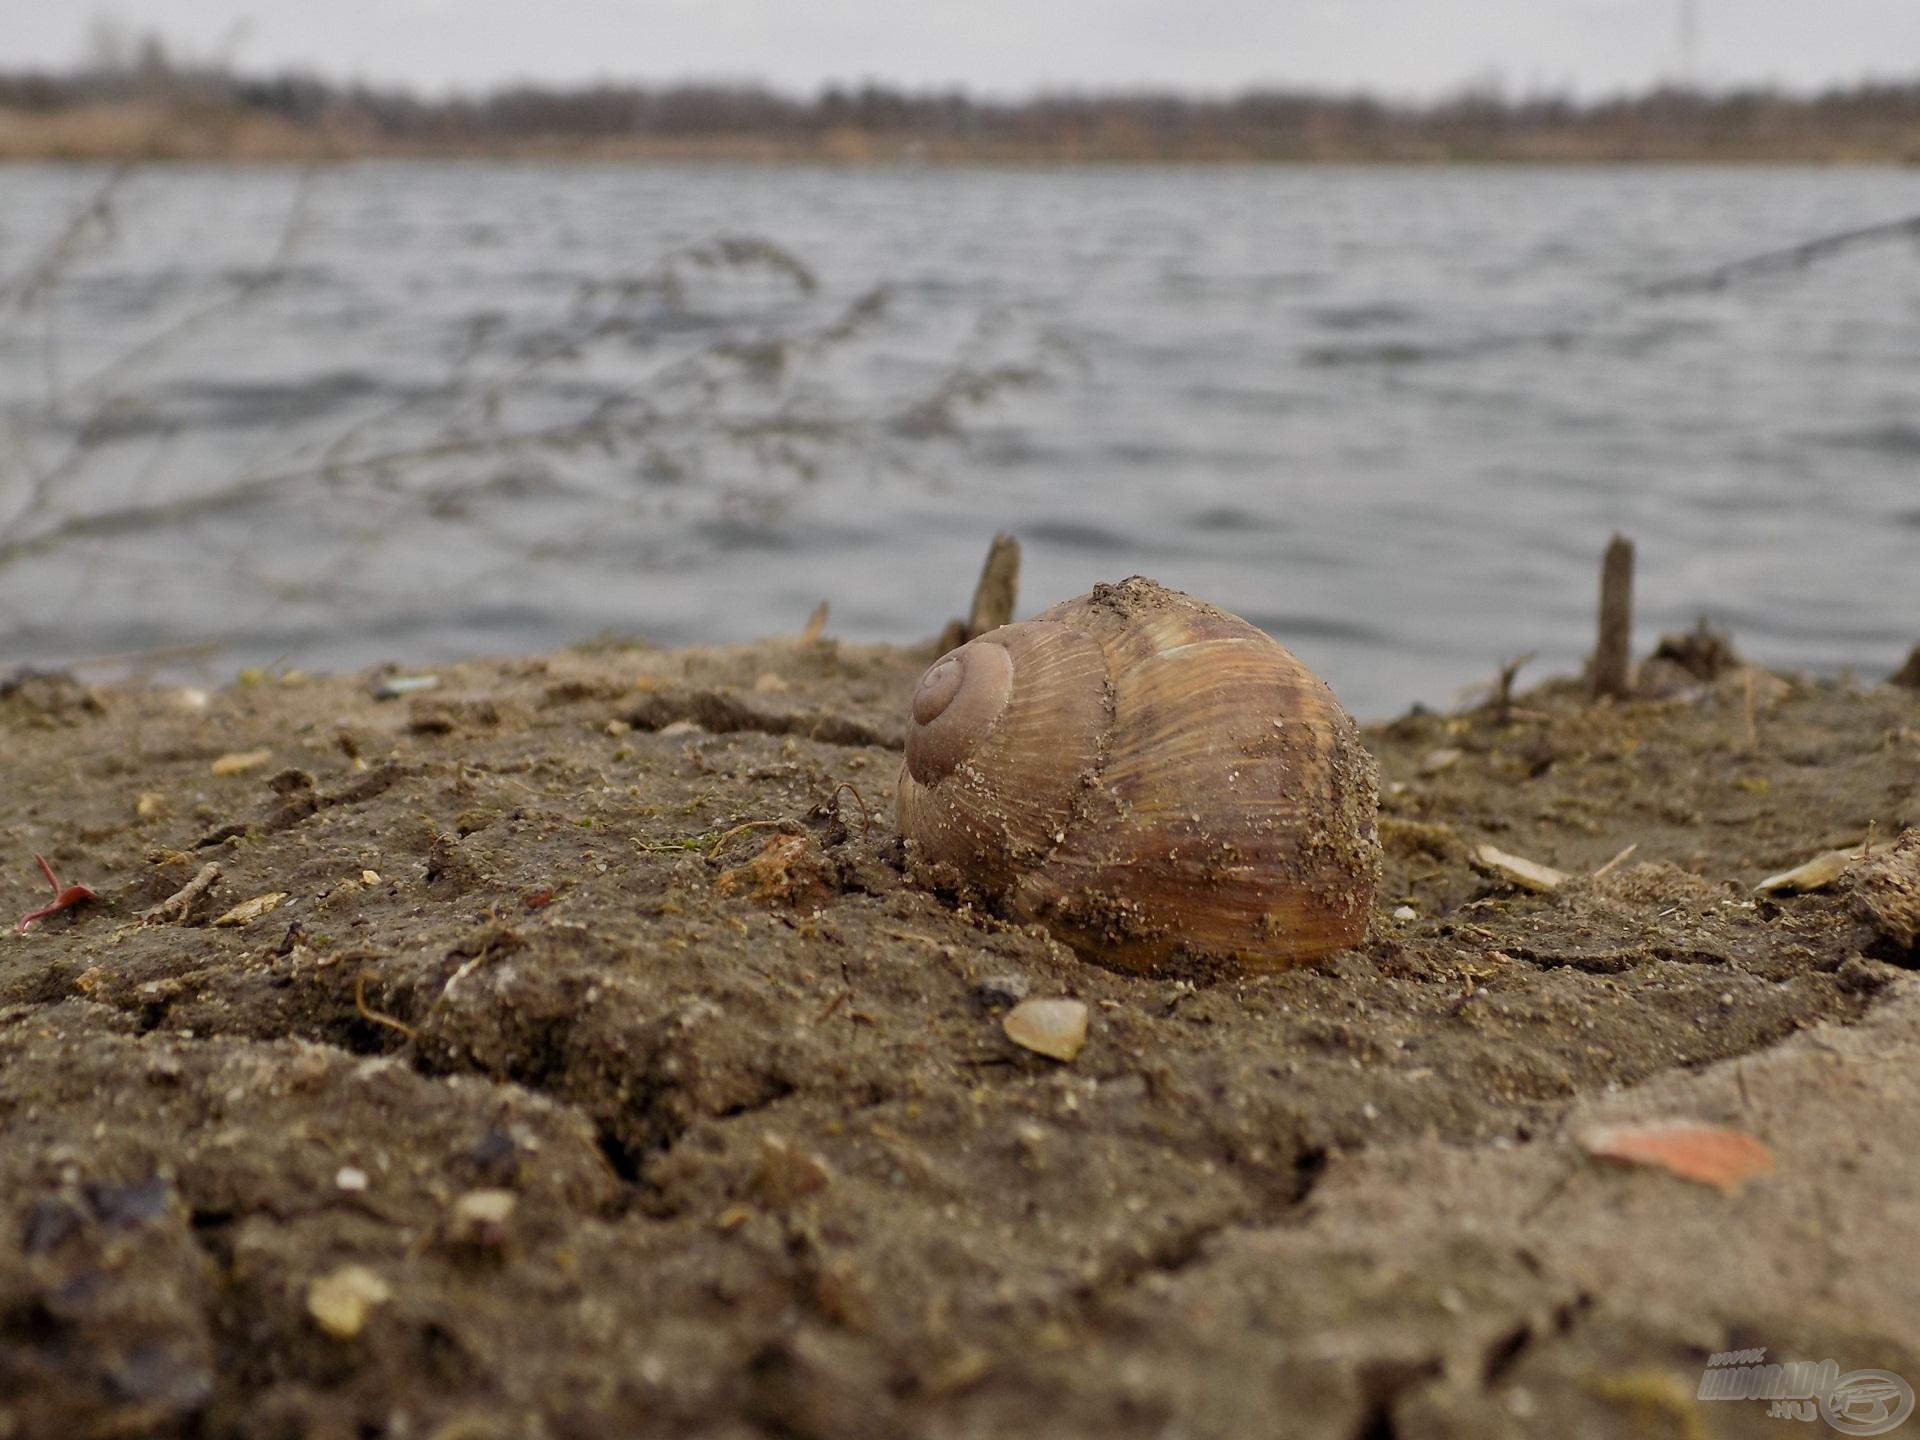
[2,641,1917,1439]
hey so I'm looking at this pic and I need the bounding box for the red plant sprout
[17,854,98,933]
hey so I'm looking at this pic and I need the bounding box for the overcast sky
[7,1,1919,98]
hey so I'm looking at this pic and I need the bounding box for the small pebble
[1835,955,1888,995]
[1003,998,1089,1062]
[970,973,1030,1012]
[88,1175,171,1227]
[447,1188,518,1249]
[751,1139,834,1207]
[1392,905,1417,921]
[334,1166,369,1193]
[307,1264,391,1339]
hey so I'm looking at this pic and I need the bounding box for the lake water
[2,161,1918,719]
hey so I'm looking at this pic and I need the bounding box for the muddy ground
[2,627,1918,1440]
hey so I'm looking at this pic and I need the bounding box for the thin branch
[1633,211,1920,299]
[0,162,133,319]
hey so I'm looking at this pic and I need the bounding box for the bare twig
[1634,211,1920,300]
[1,168,319,542]
[82,167,319,406]
[1591,843,1639,879]
[828,783,874,835]
[141,862,222,926]
[0,163,133,319]
[353,970,418,1042]
[1486,651,1535,724]
[0,201,1061,613]
[707,820,789,861]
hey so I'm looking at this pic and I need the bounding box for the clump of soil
[2,640,1917,1439]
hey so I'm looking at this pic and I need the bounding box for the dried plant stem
[1589,534,1635,701]
[354,970,419,1042]
[966,532,1021,636]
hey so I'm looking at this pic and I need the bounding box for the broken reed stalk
[933,532,1023,653]
[1488,652,1535,725]
[967,532,1021,637]
[1892,644,1920,689]
[1589,534,1635,701]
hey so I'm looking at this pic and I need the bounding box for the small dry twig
[353,970,419,1042]
[141,861,221,926]
[1591,843,1639,879]
[1486,651,1535,724]
[706,819,789,861]
[827,782,874,835]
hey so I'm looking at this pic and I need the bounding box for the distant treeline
[3,38,1919,162]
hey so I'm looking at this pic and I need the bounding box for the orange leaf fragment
[1580,1121,1774,1192]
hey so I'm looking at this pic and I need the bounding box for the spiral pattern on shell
[895,577,1380,972]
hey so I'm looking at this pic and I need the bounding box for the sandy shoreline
[2,633,1918,1437]
[7,101,1920,165]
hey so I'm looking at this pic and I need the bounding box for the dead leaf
[1580,1121,1774,1192]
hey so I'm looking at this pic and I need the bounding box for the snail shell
[896,577,1380,972]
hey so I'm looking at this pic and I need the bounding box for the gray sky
[7,1,1919,98]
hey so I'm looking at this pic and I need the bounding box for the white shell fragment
[372,674,440,700]
[306,1264,392,1339]
[1002,998,1090,1062]
[212,892,288,927]
[1472,844,1569,893]
[1754,846,1874,895]
[210,748,272,777]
